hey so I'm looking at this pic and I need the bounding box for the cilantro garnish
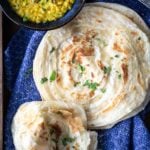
[138,37,141,40]
[62,136,76,146]
[77,64,85,73]
[96,38,108,47]
[41,77,48,84]
[101,88,106,93]
[118,74,122,79]
[83,80,99,91]
[74,82,81,87]
[115,55,119,58]
[103,66,111,75]
[50,71,57,82]
[50,47,56,53]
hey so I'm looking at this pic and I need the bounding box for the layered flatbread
[33,3,150,128]
[11,101,97,150]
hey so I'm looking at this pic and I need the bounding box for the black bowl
[0,0,85,30]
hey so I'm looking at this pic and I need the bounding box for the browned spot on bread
[74,47,94,63]
[68,69,72,78]
[113,42,122,51]
[72,52,76,63]
[74,51,82,63]
[89,91,95,98]
[71,92,89,101]
[56,74,61,82]
[68,69,75,84]
[121,64,128,83]
[102,92,126,113]
[67,117,84,133]
[76,93,87,100]
[33,122,49,143]
[51,124,62,138]
[97,19,102,23]
[73,36,80,43]
[56,74,67,88]
[128,16,134,22]
[131,31,138,36]
[91,72,94,78]
[137,73,145,89]
[73,30,97,44]
[97,60,104,69]
[81,40,88,45]
[40,122,45,130]
[85,30,97,39]
[113,42,128,55]
[74,143,80,150]
[63,44,74,52]
[78,47,94,56]
[115,32,119,36]
[130,85,136,91]
[68,47,94,64]
[56,109,84,133]
[66,146,70,150]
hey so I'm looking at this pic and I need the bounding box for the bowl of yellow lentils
[0,0,85,30]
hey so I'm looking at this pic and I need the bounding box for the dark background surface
[3,14,19,117]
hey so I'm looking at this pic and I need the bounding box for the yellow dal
[8,0,75,23]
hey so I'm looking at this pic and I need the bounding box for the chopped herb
[50,47,56,53]
[138,37,141,40]
[96,38,108,47]
[103,66,111,75]
[110,57,114,60]
[115,55,119,58]
[83,80,99,91]
[115,71,122,79]
[77,64,85,73]
[101,88,106,93]
[118,74,122,79]
[62,136,76,146]
[23,16,28,22]
[74,82,81,87]
[41,77,48,84]
[50,71,57,82]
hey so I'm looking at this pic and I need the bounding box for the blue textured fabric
[4,0,150,150]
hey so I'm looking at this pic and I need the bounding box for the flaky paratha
[12,101,97,150]
[33,4,150,128]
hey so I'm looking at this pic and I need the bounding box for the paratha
[11,101,97,150]
[33,3,150,128]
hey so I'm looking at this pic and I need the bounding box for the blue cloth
[4,0,150,150]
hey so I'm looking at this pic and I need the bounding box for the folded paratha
[33,3,150,128]
[12,101,97,150]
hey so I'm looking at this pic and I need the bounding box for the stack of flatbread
[12,3,150,150]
